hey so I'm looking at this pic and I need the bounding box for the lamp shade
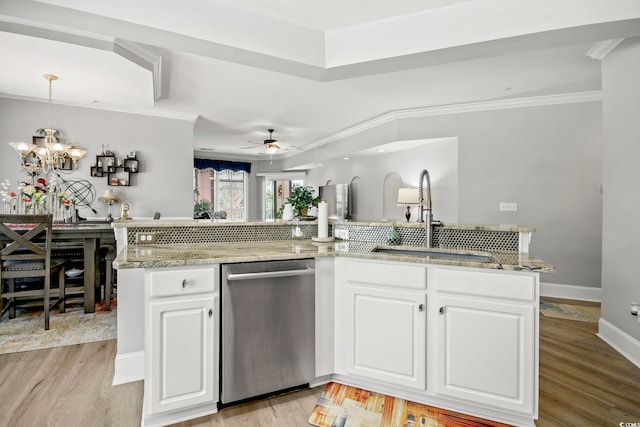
[397,188,419,205]
[98,189,119,204]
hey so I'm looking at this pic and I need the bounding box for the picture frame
[32,136,45,147]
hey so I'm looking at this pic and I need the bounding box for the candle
[318,201,328,238]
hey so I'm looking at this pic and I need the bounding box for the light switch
[499,202,518,212]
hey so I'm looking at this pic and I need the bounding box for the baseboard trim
[597,319,640,369]
[113,351,144,385]
[540,282,601,302]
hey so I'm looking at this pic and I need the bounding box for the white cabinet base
[141,400,218,427]
[113,351,144,386]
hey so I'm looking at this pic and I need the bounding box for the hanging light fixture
[8,74,87,174]
[263,129,280,155]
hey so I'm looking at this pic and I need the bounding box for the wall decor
[90,150,140,186]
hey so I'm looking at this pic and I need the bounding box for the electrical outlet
[136,232,158,244]
[499,202,518,212]
[334,228,349,240]
[335,242,349,252]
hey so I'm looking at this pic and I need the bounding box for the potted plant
[285,185,322,218]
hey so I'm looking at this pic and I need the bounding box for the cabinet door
[436,296,535,415]
[344,284,426,390]
[148,295,217,415]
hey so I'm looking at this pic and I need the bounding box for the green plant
[193,189,211,213]
[285,185,322,217]
[194,199,211,212]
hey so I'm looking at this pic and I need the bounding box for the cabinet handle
[418,304,424,312]
[439,306,445,315]
[208,308,213,318]
[181,279,187,288]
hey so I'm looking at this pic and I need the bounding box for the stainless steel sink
[371,246,498,263]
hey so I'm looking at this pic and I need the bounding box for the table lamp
[397,188,419,222]
[98,189,120,222]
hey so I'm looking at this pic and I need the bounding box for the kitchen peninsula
[111,220,553,427]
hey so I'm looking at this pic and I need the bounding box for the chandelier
[8,74,87,174]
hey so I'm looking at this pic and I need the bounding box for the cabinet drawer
[346,259,426,290]
[148,267,216,298]
[432,268,536,301]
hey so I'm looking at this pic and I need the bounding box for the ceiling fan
[240,128,284,155]
[262,128,280,155]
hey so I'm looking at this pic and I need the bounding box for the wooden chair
[102,245,116,311]
[0,214,67,330]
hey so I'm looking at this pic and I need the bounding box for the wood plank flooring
[0,298,639,426]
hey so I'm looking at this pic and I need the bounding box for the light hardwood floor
[1,299,639,427]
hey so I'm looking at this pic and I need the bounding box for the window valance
[194,158,251,174]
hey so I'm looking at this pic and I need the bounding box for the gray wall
[0,98,194,219]
[601,37,640,341]
[285,101,604,288]
[2,96,606,292]
[304,138,459,224]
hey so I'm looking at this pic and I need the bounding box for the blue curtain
[194,158,251,173]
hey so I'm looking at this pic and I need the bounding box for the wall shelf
[91,153,140,186]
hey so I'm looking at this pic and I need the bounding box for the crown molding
[306,91,603,150]
[0,13,114,49]
[586,38,626,60]
[0,94,198,122]
[114,39,164,100]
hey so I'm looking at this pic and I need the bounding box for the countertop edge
[114,241,553,273]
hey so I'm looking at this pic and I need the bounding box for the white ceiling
[1,0,640,161]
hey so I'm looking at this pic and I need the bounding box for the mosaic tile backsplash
[124,222,523,253]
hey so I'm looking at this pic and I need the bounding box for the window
[194,168,248,220]
[258,172,306,220]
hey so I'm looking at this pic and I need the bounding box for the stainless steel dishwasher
[220,259,315,405]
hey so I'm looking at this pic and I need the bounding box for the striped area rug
[539,300,600,323]
[309,382,511,427]
[0,299,116,354]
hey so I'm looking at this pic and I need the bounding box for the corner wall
[0,98,195,219]
[600,37,640,354]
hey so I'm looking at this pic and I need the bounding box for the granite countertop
[114,240,554,272]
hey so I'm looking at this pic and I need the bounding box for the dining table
[50,222,116,313]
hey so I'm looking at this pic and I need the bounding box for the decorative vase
[387,225,402,245]
[282,204,294,220]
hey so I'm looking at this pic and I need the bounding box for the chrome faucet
[418,169,434,247]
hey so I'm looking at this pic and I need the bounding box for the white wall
[0,98,194,219]
[601,37,640,342]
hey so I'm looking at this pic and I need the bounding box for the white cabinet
[144,266,219,426]
[335,258,427,390]
[431,267,538,417]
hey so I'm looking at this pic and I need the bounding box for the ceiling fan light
[264,143,279,155]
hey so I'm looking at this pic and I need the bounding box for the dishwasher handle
[226,268,315,282]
